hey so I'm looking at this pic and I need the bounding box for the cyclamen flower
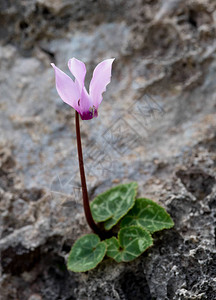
[51,58,115,120]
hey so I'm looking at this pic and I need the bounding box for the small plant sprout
[51,58,174,273]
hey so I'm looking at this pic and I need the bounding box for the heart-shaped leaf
[67,234,106,272]
[120,198,174,233]
[90,182,138,230]
[105,226,153,262]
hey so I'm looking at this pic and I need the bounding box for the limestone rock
[0,0,216,299]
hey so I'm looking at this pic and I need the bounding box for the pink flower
[51,58,115,120]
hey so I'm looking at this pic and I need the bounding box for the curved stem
[75,111,101,235]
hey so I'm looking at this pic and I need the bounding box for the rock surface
[0,0,216,299]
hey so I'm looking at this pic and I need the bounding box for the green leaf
[67,234,106,272]
[105,226,153,262]
[90,182,138,230]
[120,198,174,233]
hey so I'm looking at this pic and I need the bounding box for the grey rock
[0,0,216,299]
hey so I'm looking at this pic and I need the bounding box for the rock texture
[0,0,216,299]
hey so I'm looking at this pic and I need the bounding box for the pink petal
[68,58,86,93]
[89,58,115,108]
[80,87,93,113]
[79,89,97,120]
[51,63,80,110]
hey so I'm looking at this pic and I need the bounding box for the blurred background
[0,1,216,299]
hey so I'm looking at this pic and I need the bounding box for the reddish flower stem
[75,111,102,235]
